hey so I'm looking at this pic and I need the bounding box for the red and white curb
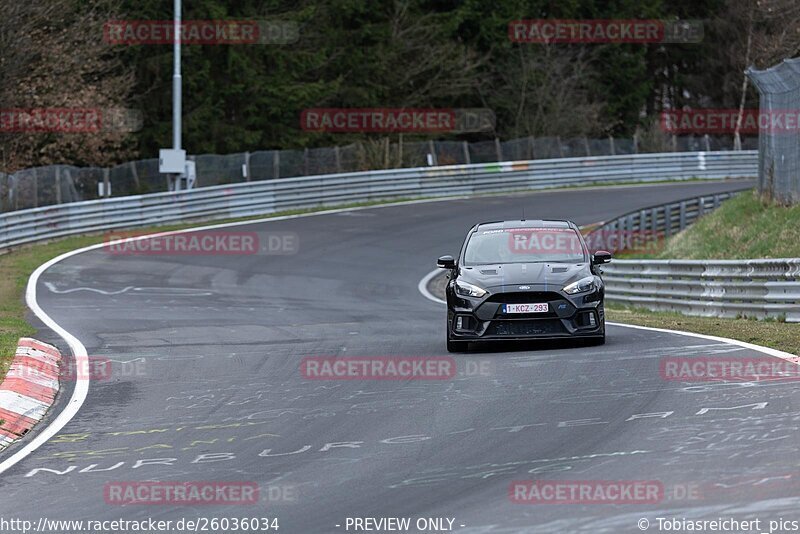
[0,338,60,451]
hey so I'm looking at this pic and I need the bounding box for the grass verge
[606,305,799,355]
[620,190,800,260]
[607,190,799,356]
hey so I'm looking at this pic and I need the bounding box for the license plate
[503,303,549,314]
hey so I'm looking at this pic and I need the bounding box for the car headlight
[563,276,596,295]
[455,280,487,298]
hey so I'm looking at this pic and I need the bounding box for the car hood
[458,262,592,291]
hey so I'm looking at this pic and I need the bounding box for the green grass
[659,190,800,259]
[620,190,800,260]
[606,304,800,355]
[606,190,800,354]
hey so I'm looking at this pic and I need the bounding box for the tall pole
[173,0,182,150]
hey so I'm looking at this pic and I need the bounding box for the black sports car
[437,219,611,352]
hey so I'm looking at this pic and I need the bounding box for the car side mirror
[592,250,612,265]
[437,255,456,269]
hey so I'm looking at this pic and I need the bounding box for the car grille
[487,291,561,303]
[485,319,566,336]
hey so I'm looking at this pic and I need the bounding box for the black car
[437,219,611,352]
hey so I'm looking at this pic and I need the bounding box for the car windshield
[463,227,586,265]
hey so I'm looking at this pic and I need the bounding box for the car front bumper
[447,288,604,341]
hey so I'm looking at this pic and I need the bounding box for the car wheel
[447,339,468,353]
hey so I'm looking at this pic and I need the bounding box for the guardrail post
[698,196,705,216]
[638,209,646,249]
[494,138,502,162]
[626,214,634,250]
[665,205,672,238]
[679,202,687,230]
[273,151,280,179]
[462,141,470,164]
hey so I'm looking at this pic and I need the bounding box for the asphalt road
[4,179,800,534]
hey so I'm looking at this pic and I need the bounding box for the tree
[0,0,136,172]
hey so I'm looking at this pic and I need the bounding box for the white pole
[173,0,182,150]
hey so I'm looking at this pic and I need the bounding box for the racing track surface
[4,179,800,533]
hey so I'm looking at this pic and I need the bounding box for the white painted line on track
[416,267,799,362]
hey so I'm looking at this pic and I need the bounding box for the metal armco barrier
[584,190,744,254]
[0,151,755,252]
[588,190,800,322]
[602,259,800,322]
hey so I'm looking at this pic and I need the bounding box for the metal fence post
[32,168,38,208]
[55,167,62,204]
[103,168,110,198]
[129,161,140,191]
[273,151,280,179]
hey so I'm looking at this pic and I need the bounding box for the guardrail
[601,259,800,322]
[587,190,800,322]
[0,150,755,252]
[583,190,745,254]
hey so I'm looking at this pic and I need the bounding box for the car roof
[475,219,575,230]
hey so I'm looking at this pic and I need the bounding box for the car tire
[447,339,468,353]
